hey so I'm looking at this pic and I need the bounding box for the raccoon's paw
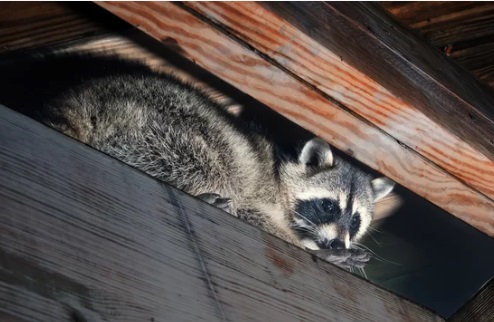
[345,248,372,269]
[197,193,232,213]
[312,248,371,269]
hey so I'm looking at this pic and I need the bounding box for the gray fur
[0,55,394,268]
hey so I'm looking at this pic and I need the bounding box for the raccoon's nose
[317,238,345,250]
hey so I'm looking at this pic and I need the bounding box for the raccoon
[0,54,394,269]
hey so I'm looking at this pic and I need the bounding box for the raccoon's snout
[317,238,346,250]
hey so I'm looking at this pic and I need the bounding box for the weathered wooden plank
[380,2,494,31]
[449,37,494,74]
[94,1,494,237]
[0,2,127,53]
[0,1,245,116]
[449,278,494,322]
[474,63,494,89]
[380,1,494,45]
[0,104,444,321]
[262,2,494,163]
[183,2,494,221]
[380,1,494,92]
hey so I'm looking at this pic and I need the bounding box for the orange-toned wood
[185,2,494,206]
[93,2,494,236]
[261,2,494,164]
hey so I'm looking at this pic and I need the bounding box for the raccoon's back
[0,54,259,198]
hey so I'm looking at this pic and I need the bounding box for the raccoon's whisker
[352,242,401,266]
[293,210,317,227]
[368,226,383,233]
[367,231,382,247]
[293,211,316,227]
[352,242,372,253]
[291,223,317,234]
[359,267,368,279]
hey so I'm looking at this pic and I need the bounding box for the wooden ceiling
[380,1,494,90]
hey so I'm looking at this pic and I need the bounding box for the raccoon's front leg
[312,248,371,269]
[197,193,232,213]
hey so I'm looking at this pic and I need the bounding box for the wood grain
[449,278,494,322]
[94,1,494,237]
[381,2,493,30]
[2,2,492,236]
[0,2,127,53]
[380,2,494,95]
[184,2,494,213]
[262,2,494,163]
[380,1,494,46]
[0,1,245,116]
[0,104,444,321]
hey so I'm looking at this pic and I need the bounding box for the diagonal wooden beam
[94,2,494,237]
[449,278,494,322]
[263,2,494,161]
[184,1,494,202]
[0,104,444,321]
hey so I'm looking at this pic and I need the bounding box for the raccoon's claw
[197,193,232,213]
[312,248,371,270]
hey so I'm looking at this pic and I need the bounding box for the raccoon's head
[280,138,394,250]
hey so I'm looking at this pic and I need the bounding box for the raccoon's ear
[371,177,395,201]
[299,138,334,168]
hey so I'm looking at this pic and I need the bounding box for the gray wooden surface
[0,104,443,321]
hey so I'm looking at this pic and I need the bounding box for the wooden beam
[0,2,128,53]
[261,2,494,162]
[0,104,443,321]
[94,2,494,236]
[0,1,236,108]
[380,1,494,97]
[183,2,494,201]
[449,278,494,322]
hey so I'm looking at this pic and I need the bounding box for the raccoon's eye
[319,199,334,213]
[350,214,361,232]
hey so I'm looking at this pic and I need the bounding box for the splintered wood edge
[94,1,494,237]
[0,104,444,321]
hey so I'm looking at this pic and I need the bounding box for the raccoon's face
[281,138,394,250]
